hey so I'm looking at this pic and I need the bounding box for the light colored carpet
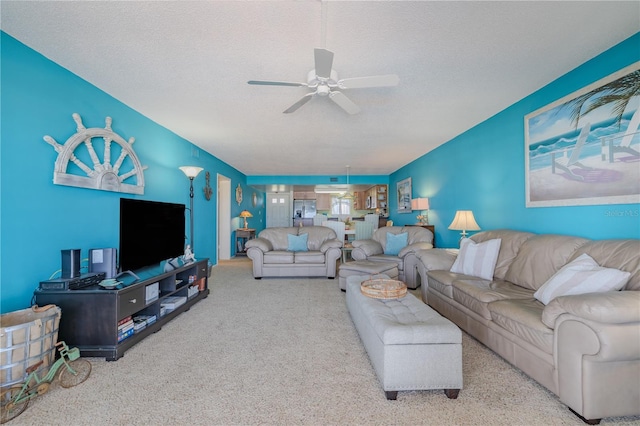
[10,258,640,425]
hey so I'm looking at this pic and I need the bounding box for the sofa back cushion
[258,227,300,251]
[503,234,589,290]
[470,230,535,280]
[568,239,640,291]
[372,226,433,249]
[300,226,338,251]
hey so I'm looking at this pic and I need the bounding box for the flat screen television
[119,198,186,272]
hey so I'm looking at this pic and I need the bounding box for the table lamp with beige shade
[239,210,253,229]
[448,210,480,240]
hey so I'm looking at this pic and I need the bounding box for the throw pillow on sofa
[385,232,408,255]
[534,253,631,305]
[450,238,501,280]
[287,233,308,252]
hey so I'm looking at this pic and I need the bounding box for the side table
[236,228,255,256]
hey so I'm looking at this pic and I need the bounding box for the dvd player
[39,272,106,291]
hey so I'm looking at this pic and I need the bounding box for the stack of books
[133,314,157,332]
[161,296,186,313]
[117,316,134,342]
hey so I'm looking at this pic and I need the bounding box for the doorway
[217,174,231,261]
[266,193,291,228]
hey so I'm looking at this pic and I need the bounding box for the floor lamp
[179,166,203,253]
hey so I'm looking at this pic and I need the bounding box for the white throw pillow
[534,253,631,305]
[450,238,501,280]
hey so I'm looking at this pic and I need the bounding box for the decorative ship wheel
[44,113,147,194]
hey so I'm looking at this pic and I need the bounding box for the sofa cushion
[471,230,535,280]
[503,235,589,291]
[301,226,338,251]
[452,278,535,320]
[568,239,640,291]
[450,238,501,280]
[385,232,408,255]
[488,298,553,354]
[427,270,470,298]
[258,227,301,251]
[294,251,326,264]
[263,251,294,264]
[287,233,308,252]
[534,253,631,305]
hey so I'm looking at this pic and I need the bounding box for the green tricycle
[0,341,91,423]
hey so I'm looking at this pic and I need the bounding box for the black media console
[34,259,209,361]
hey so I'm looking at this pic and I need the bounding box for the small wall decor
[44,113,147,194]
[203,171,213,201]
[235,183,243,205]
[525,62,640,207]
[252,191,258,207]
[397,177,412,213]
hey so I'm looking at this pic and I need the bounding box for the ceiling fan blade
[329,91,361,114]
[314,48,334,79]
[283,93,315,114]
[248,80,308,87]
[337,74,400,89]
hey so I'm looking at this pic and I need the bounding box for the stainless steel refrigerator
[293,200,317,219]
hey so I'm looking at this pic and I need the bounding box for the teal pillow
[287,233,308,252]
[385,232,408,255]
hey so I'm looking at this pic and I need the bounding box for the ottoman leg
[385,391,398,400]
[444,389,460,399]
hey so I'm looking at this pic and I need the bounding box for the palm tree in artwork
[564,69,640,129]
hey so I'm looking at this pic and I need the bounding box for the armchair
[351,226,433,289]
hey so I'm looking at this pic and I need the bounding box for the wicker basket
[0,305,61,389]
[361,278,407,299]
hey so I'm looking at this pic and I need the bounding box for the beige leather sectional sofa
[246,226,342,279]
[415,230,639,424]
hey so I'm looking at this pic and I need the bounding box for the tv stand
[34,259,209,361]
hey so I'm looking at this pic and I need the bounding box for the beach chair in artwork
[603,108,640,163]
[551,122,592,181]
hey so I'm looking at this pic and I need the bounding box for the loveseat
[350,226,434,289]
[415,230,640,424]
[246,226,342,279]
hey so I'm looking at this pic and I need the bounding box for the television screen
[119,198,186,272]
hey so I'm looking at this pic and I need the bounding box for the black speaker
[89,248,117,279]
[61,249,81,279]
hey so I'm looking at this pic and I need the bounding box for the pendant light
[340,165,355,200]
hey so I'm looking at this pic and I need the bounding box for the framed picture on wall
[525,62,640,207]
[396,177,412,213]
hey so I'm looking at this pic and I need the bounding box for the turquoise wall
[389,33,640,248]
[0,33,262,313]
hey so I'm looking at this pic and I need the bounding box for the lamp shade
[411,198,430,210]
[179,166,203,179]
[448,210,480,231]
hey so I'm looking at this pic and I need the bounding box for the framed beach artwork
[525,61,640,207]
[397,177,412,213]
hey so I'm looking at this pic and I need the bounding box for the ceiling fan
[248,48,399,114]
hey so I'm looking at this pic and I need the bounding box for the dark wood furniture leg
[444,389,460,399]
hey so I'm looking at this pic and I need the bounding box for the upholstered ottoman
[338,260,398,291]
[346,279,463,400]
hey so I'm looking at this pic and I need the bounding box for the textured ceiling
[2,1,639,177]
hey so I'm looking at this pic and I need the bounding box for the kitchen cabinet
[316,193,332,211]
[293,191,316,200]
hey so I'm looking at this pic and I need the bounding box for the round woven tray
[360,278,407,299]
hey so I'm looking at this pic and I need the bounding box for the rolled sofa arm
[554,313,640,420]
[416,248,459,271]
[320,239,343,252]
[351,239,383,260]
[245,237,272,252]
[542,291,640,328]
[398,242,433,258]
